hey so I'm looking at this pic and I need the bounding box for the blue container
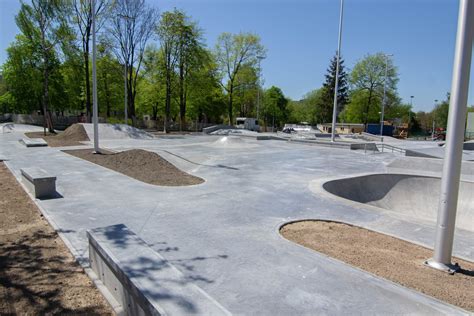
[367,124,394,136]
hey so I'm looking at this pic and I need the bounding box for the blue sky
[1,0,473,111]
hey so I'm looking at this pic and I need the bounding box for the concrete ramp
[81,123,154,140]
[208,136,258,148]
[323,174,474,232]
[1,123,44,133]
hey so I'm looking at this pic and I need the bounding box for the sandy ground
[0,162,114,315]
[25,124,90,147]
[64,148,204,186]
[280,220,474,312]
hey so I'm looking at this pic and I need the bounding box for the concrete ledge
[21,167,56,199]
[288,138,376,151]
[87,224,230,316]
[202,125,233,134]
[256,135,287,141]
[19,138,48,147]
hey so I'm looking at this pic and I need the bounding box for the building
[317,123,365,134]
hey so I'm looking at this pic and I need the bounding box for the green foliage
[215,32,266,123]
[349,52,399,125]
[262,86,288,128]
[317,54,349,122]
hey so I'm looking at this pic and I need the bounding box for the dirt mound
[281,220,474,312]
[25,124,89,147]
[64,148,204,186]
[57,124,90,142]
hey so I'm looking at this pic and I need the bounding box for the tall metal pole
[408,95,414,137]
[425,0,474,274]
[124,24,128,125]
[380,54,392,139]
[92,0,99,153]
[330,0,344,142]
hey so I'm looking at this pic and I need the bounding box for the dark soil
[0,162,114,315]
[64,148,204,186]
[25,124,90,147]
[280,220,474,312]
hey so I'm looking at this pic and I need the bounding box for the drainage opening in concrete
[322,174,474,232]
[280,220,474,312]
[64,149,204,186]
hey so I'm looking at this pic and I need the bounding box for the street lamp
[92,0,100,153]
[425,0,474,274]
[118,14,134,125]
[380,53,394,139]
[256,55,265,123]
[331,0,344,142]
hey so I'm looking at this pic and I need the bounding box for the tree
[16,0,68,132]
[157,9,205,132]
[215,32,266,124]
[350,53,398,128]
[262,86,288,130]
[72,0,108,122]
[109,0,157,125]
[428,94,450,130]
[97,43,124,117]
[157,10,180,132]
[233,64,258,118]
[317,54,348,123]
[136,45,166,123]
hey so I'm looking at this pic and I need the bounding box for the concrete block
[19,138,48,147]
[87,224,229,316]
[21,167,56,199]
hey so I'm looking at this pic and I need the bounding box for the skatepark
[1,123,473,314]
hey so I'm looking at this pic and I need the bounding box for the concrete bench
[19,138,48,147]
[21,167,57,199]
[87,224,229,316]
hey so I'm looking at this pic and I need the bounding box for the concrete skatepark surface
[81,123,154,140]
[0,124,473,315]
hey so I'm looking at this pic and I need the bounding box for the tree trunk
[364,88,373,132]
[228,83,234,125]
[164,72,172,133]
[42,53,54,134]
[103,71,111,117]
[179,62,185,131]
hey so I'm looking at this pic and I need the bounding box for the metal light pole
[92,0,99,153]
[256,56,264,123]
[330,0,344,142]
[425,0,474,274]
[380,54,393,139]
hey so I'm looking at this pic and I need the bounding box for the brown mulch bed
[63,148,204,186]
[25,124,90,147]
[280,220,474,312]
[0,162,114,315]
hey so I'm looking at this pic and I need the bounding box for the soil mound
[56,124,90,142]
[64,148,204,186]
[25,124,90,147]
[281,220,474,312]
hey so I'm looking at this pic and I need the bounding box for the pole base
[424,259,460,275]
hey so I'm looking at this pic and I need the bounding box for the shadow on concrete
[39,191,64,200]
[96,224,228,313]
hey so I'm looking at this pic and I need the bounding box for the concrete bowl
[322,174,474,232]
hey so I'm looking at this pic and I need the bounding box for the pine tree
[316,54,348,123]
